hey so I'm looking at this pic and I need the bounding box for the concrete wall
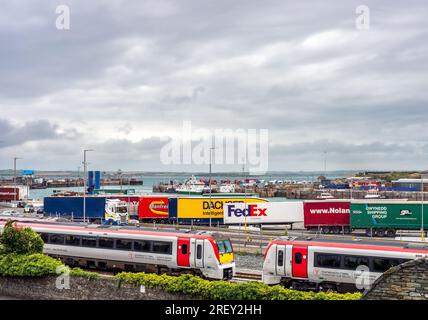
[0,275,192,300]
[363,258,428,300]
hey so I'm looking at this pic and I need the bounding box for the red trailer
[138,196,171,222]
[303,200,350,234]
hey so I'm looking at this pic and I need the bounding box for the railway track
[232,269,262,282]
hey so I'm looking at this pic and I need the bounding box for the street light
[83,149,94,223]
[13,157,23,202]
[209,146,215,228]
[421,173,428,241]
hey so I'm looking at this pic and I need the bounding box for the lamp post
[13,157,23,202]
[421,173,428,241]
[209,146,215,228]
[83,149,94,223]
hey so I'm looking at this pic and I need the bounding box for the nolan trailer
[303,200,351,234]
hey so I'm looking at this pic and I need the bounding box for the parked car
[24,205,35,213]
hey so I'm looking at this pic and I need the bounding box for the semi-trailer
[169,196,269,225]
[350,200,428,237]
[43,196,129,224]
[303,200,351,234]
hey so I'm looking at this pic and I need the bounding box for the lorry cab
[104,199,128,225]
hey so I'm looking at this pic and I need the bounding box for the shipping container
[43,196,106,221]
[138,196,171,222]
[350,200,428,236]
[169,197,268,225]
[0,185,29,201]
[303,200,350,233]
[223,201,303,225]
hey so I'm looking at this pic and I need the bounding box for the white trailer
[223,201,304,225]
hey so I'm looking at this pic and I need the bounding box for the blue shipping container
[44,196,106,220]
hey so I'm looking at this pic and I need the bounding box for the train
[44,195,428,237]
[262,236,428,292]
[0,220,235,280]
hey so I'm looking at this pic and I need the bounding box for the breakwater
[153,184,426,201]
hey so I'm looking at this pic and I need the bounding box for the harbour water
[28,171,352,200]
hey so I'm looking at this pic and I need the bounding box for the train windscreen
[217,240,233,254]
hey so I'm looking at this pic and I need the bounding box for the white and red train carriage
[263,236,428,292]
[0,220,235,280]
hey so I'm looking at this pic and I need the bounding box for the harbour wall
[153,184,425,200]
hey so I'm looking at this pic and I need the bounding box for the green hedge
[115,272,362,300]
[0,253,98,279]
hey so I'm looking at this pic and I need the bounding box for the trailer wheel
[321,227,331,234]
[344,227,351,234]
[365,229,372,237]
[375,229,386,237]
[332,227,341,234]
[386,229,396,237]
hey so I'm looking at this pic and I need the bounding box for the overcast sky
[0,0,427,172]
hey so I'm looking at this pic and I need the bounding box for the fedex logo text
[227,204,267,217]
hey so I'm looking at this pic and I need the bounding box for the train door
[195,239,204,268]
[292,245,308,278]
[177,238,190,267]
[275,244,286,276]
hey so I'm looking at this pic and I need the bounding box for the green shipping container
[351,202,428,230]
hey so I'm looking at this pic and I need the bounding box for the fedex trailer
[223,202,304,226]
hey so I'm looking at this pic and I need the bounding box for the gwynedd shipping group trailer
[350,200,428,237]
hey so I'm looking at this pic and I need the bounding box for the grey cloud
[0,118,75,148]
[0,0,427,170]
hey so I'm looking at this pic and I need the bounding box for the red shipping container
[138,196,170,220]
[0,187,19,201]
[304,201,350,228]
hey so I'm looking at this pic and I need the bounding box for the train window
[153,241,172,255]
[197,244,202,259]
[344,255,370,270]
[223,240,233,253]
[40,233,49,243]
[116,239,132,250]
[295,252,303,264]
[278,250,284,267]
[216,240,233,254]
[49,234,65,245]
[181,244,188,255]
[81,237,97,247]
[217,241,226,254]
[98,238,114,249]
[134,240,151,252]
[372,258,407,273]
[65,235,80,246]
[315,253,341,269]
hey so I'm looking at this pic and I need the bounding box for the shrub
[0,253,99,279]
[114,272,362,300]
[70,267,99,280]
[0,220,44,255]
[0,253,63,277]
